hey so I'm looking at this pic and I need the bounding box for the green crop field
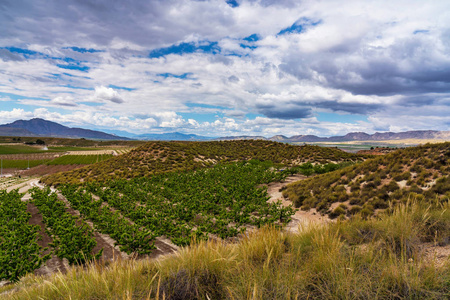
[47,154,114,165]
[46,146,100,152]
[0,145,48,155]
[0,159,51,169]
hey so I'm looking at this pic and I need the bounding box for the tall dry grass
[3,200,449,300]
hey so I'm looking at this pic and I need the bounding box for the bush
[349,205,362,215]
[329,205,347,219]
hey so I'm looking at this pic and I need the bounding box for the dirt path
[27,202,69,276]
[266,174,330,232]
[5,178,42,201]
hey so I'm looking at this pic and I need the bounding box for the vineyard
[0,159,51,169]
[60,160,297,249]
[42,140,365,186]
[47,154,113,165]
[0,141,372,284]
[0,144,48,155]
[1,158,349,282]
[30,188,103,264]
[0,190,49,282]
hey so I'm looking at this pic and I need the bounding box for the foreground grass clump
[3,200,450,299]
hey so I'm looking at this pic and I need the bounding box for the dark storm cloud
[314,101,382,114]
[280,33,450,100]
[0,0,237,49]
[256,103,312,119]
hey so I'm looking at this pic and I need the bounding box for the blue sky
[1,0,449,137]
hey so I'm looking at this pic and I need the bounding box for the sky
[0,0,449,138]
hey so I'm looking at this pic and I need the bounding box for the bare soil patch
[422,242,450,268]
[0,153,63,160]
[266,174,331,232]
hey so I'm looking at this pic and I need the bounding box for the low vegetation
[59,160,297,249]
[46,154,113,165]
[2,141,449,298]
[42,140,364,186]
[283,142,450,217]
[3,199,449,299]
[0,159,51,169]
[0,145,48,155]
[0,190,48,283]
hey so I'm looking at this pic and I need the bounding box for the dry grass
[3,200,450,300]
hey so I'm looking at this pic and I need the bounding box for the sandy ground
[266,174,331,232]
[5,178,41,200]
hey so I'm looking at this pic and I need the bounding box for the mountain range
[0,118,129,140]
[0,118,449,142]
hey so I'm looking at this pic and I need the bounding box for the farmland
[0,190,48,282]
[1,140,449,299]
[47,154,113,165]
[0,140,357,282]
[0,143,133,179]
[0,144,49,155]
[0,159,51,169]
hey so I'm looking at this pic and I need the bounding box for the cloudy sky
[1,0,449,137]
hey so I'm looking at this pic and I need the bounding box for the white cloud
[0,0,449,136]
[93,86,124,104]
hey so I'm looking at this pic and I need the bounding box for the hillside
[41,140,364,186]
[0,118,129,140]
[0,127,35,136]
[283,142,450,218]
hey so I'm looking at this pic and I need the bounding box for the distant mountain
[269,130,450,143]
[0,118,130,140]
[136,132,214,141]
[0,127,35,137]
[268,135,288,141]
[1,118,448,143]
[217,135,267,141]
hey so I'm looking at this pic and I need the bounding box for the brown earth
[26,202,68,276]
[266,174,332,232]
[0,153,63,160]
